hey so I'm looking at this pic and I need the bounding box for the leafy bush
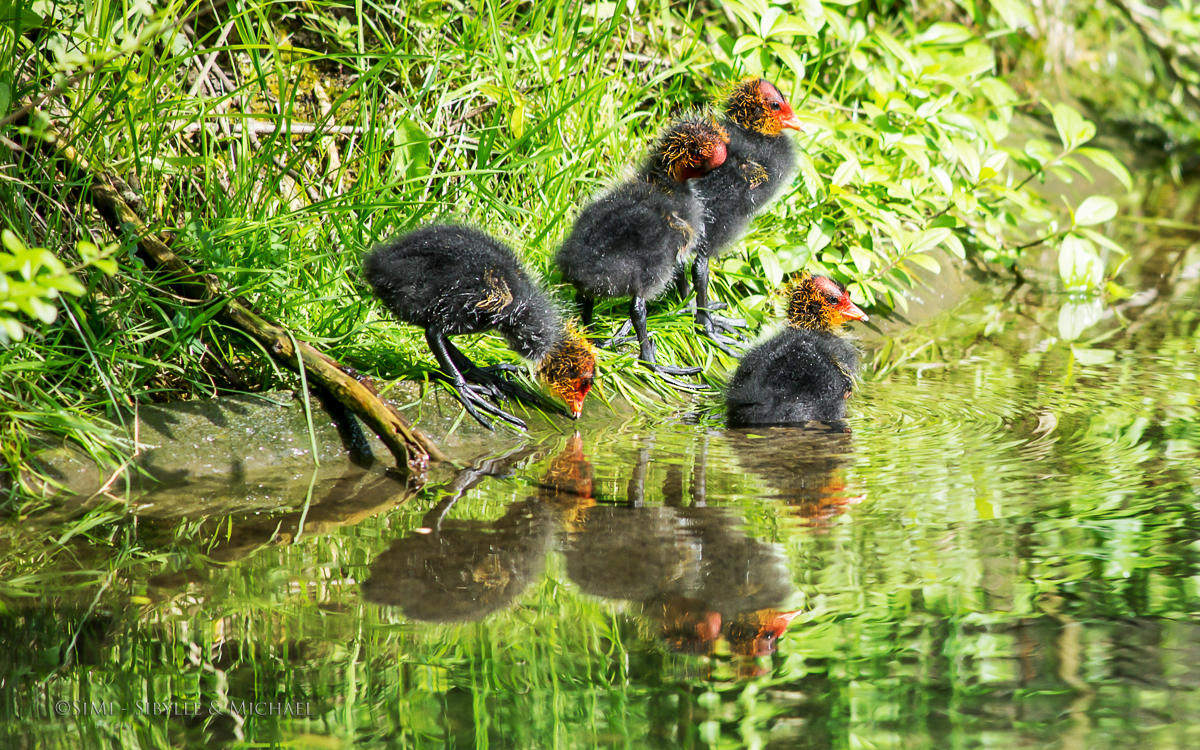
[0,0,1139,474]
[704,0,1131,328]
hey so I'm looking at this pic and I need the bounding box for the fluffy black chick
[555,117,729,385]
[725,274,868,427]
[688,78,803,351]
[364,225,596,430]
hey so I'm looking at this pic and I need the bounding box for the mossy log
[42,125,450,472]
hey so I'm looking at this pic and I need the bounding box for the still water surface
[2,268,1199,748]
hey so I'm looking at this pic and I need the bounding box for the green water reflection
[2,266,1200,749]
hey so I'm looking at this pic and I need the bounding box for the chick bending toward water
[725,274,868,427]
[364,225,596,431]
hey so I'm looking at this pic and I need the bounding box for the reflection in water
[364,434,830,672]
[7,251,1200,749]
[725,423,860,526]
[361,448,553,623]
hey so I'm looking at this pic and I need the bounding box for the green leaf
[849,245,873,273]
[910,228,952,255]
[759,6,784,36]
[952,138,980,181]
[1071,347,1116,366]
[978,77,1018,107]
[509,99,526,140]
[906,253,942,273]
[806,222,832,254]
[944,232,966,259]
[1073,195,1117,227]
[722,0,762,30]
[758,246,783,287]
[46,276,86,296]
[1077,147,1133,191]
[1049,101,1095,150]
[1057,299,1103,341]
[930,166,953,197]
[917,22,974,45]
[1078,227,1127,255]
[769,42,806,79]
[1,229,25,254]
[771,14,816,36]
[794,151,822,197]
[732,35,764,55]
[990,0,1034,28]
[93,258,119,275]
[27,296,58,324]
[874,28,920,76]
[831,156,859,187]
[394,117,430,177]
[938,42,995,79]
[1058,233,1101,289]
[1024,139,1054,165]
[0,316,25,343]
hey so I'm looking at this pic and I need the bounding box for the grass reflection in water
[2,279,1200,749]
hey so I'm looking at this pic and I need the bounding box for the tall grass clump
[1,0,1132,488]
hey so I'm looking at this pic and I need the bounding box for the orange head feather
[538,323,597,418]
[724,77,804,136]
[784,272,869,330]
[652,117,730,183]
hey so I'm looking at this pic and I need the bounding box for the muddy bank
[18,254,969,516]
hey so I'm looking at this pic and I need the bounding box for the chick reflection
[549,436,800,662]
[725,423,859,527]
[364,436,805,669]
[362,448,554,623]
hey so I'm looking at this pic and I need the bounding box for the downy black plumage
[556,117,729,384]
[364,224,595,430]
[725,274,868,427]
[688,78,803,351]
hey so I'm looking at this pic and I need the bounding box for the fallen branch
[176,118,380,137]
[40,123,451,473]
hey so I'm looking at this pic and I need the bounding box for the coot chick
[364,225,596,430]
[556,117,729,385]
[725,274,867,427]
[689,78,803,351]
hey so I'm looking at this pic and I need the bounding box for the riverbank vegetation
[1,0,1195,491]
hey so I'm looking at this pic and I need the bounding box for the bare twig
[187,20,237,99]
[176,118,381,136]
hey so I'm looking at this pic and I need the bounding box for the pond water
[2,253,1199,748]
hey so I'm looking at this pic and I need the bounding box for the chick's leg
[630,296,704,387]
[426,329,526,430]
[577,291,636,348]
[445,339,569,417]
[692,255,746,353]
[578,293,595,328]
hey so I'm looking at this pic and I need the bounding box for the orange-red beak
[780,112,804,132]
[769,610,803,633]
[565,382,591,419]
[838,296,869,322]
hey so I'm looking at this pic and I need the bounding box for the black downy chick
[689,78,804,352]
[725,274,868,427]
[555,117,729,386]
[364,225,596,431]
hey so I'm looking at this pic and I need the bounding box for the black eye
[826,294,840,305]
[771,102,781,111]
